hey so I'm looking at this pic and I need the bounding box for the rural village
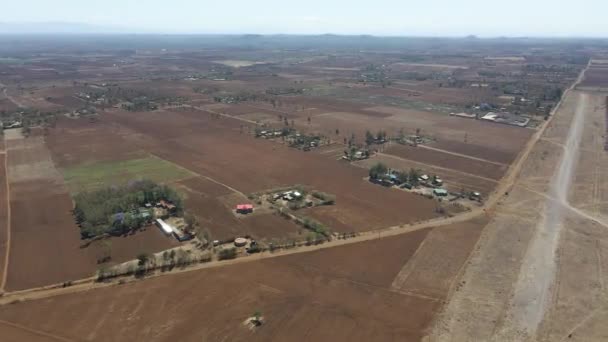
[0,34,607,341]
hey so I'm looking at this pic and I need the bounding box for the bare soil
[0,228,440,342]
[384,144,507,180]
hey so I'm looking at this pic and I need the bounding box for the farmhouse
[158,200,176,211]
[236,204,254,214]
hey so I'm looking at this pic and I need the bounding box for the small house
[236,204,254,214]
[433,188,448,197]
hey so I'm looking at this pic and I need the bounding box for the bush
[312,191,336,205]
[218,247,238,260]
[369,162,388,180]
[299,217,330,239]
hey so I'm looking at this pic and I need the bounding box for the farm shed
[156,218,175,235]
[433,188,449,197]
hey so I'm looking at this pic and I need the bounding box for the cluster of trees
[74,180,182,239]
[83,86,186,111]
[265,87,304,95]
[359,64,392,86]
[311,191,336,205]
[299,217,330,240]
[542,86,563,101]
[365,130,388,146]
[218,247,238,260]
[212,91,294,109]
[369,162,422,185]
[121,97,159,112]
[193,86,219,94]
[1,108,60,129]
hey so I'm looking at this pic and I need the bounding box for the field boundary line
[0,150,11,292]
[416,144,508,166]
[0,318,75,342]
[375,152,500,183]
[148,153,248,198]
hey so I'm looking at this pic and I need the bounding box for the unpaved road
[504,92,588,337]
[0,147,10,293]
[0,81,24,109]
[427,62,594,342]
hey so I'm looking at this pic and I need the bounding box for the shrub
[311,191,336,205]
[218,247,238,260]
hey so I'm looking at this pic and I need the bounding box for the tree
[408,168,421,185]
[307,116,311,125]
[395,171,408,184]
[251,310,263,326]
[137,253,150,266]
[184,213,197,231]
[218,247,238,260]
[335,128,340,135]
[369,162,388,180]
[365,130,375,146]
[376,130,386,142]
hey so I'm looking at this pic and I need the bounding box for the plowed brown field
[0,228,439,342]
[47,109,441,238]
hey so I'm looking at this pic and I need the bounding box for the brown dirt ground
[49,109,440,236]
[6,179,178,290]
[0,320,64,342]
[45,116,147,167]
[384,144,507,180]
[6,179,97,290]
[579,67,608,87]
[390,217,487,299]
[0,228,440,342]
[4,133,178,290]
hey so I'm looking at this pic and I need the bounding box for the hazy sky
[3,0,608,37]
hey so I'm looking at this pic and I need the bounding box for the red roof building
[236,204,254,214]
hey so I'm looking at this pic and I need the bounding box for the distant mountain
[0,22,132,34]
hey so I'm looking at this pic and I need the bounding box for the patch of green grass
[62,156,196,193]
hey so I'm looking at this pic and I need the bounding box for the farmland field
[0,220,488,342]
[62,155,196,193]
[0,35,596,341]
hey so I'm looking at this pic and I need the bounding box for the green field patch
[62,156,196,193]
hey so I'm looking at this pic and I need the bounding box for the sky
[2,0,608,37]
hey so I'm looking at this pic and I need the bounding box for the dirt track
[427,61,603,342]
[0,152,9,292]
